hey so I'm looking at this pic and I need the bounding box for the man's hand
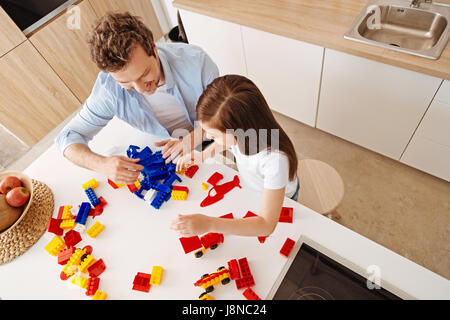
[170,214,212,237]
[99,155,144,185]
[154,138,185,163]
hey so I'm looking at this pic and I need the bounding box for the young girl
[170,75,299,237]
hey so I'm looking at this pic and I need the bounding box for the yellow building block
[92,290,107,300]
[201,183,209,190]
[82,178,99,190]
[79,255,97,273]
[171,190,188,201]
[71,274,88,289]
[60,219,76,230]
[134,179,141,190]
[150,266,163,285]
[44,236,66,256]
[176,168,186,175]
[87,221,104,238]
[62,248,86,276]
[61,206,74,220]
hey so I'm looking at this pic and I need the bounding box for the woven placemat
[0,180,54,264]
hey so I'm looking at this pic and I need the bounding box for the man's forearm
[63,143,106,172]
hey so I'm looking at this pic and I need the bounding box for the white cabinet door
[401,98,450,181]
[241,26,323,127]
[179,9,247,76]
[317,49,442,160]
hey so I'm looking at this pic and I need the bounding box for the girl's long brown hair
[197,75,298,180]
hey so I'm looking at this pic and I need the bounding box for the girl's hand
[154,138,184,163]
[176,153,195,172]
[170,214,212,237]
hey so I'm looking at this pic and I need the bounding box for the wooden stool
[298,159,345,220]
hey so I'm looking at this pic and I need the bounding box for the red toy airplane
[200,174,242,207]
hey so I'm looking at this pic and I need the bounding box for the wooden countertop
[173,0,450,80]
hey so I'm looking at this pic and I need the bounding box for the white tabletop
[0,117,449,300]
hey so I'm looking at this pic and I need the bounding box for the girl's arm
[171,187,286,237]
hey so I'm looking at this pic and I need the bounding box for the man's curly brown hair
[87,12,155,72]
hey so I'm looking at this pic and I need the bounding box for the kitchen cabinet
[317,49,442,160]
[0,6,26,57]
[400,81,450,181]
[241,26,323,127]
[88,0,163,41]
[29,0,99,102]
[179,9,247,76]
[0,41,80,146]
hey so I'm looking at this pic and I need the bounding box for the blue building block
[85,188,100,207]
[75,202,91,225]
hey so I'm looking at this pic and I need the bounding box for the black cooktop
[273,242,401,300]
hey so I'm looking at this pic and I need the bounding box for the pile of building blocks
[126,145,186,210]
[227,257,255,290]
[179,232,224,258]
[44,179,108,300]
[132,266,164,293]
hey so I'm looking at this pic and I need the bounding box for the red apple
[0,176,22,194]
[5,187,30,207]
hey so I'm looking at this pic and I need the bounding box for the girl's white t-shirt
[229,144,298,198]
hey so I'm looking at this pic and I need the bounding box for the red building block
[238,257,252,277]
[184,165,199,178]
[82,245,93,255]
[199,232,224,250]
[219,213,234,219]
[227,259,240,280]
[58,246,75,265]
[172,186,189,193]
[86,277,100,296]
[280,237,296,258]
[257,236,267,243]
[57,206,65,219]
[88,259,106,277]
[107,179,119,189]
[279,207,293,223]
[179,236,202,254]
[47,218,63,236]
[243,288,261,300]
[206,172,223,186]
[235,275,255,290]
[243,211,257,218]
[64,230,82,247]
[132,272,151,292]
[127,184,138,193]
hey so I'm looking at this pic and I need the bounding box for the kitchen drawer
[435,80,450,105]
[401,136,450,182]
[415,100,450,148]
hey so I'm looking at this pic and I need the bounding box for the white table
[0,118,449,300]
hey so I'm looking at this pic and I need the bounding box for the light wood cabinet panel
[0,6,26,57]
[30,0,99,102]
[0,41,80,146]
[88,0,163,41]
[242,26,323,127]
[317,49,442,160]
[180,9,247,76]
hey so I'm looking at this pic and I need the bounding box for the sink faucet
[411,0,432,8]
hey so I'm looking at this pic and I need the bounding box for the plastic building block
[71,274,89,289]
[227,259,240,280]
[235,275,255,290]
[87,221,104,238]
[127,183,138,193]
[200,233,224,250]
[179,236,203,254]
[243,288,261,300]
[107,179,125,189]
[58,246,75,265]
[75,202,91,225]
[201,182,209,190]
[82,245,93,255]
[238,258,252,277]
[171,186,189,200]
[47,218,63,236]
[243,211,257,218]
[45,236,66,256]
[176,167,186,175]
[207,172,224,186]
[92,290,107,300]
[280,237,296,258]
[74,223,86,233]
[63,230,82,247]
[60,219,76,230]
[88,259,106,277]
[279,207,293,223]
[219,213,234,219]
[82,179,99,190]
[61,206,74,220]
[258,236,267,243]
[85,188,100,207]
[89,197,107,218]
[150,266,163,285]
[184,165,199,178]
[79,255,97,273]
[132,272,151,292]
[86,277,100,296]
[200,175,241,207]
[62,248,87,277]
[194,267,230,291]
[199,293,214,300]
[57,206,65,219]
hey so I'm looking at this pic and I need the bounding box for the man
[55,12,219,184]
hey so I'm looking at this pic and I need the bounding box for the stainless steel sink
[344,0,450,59]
